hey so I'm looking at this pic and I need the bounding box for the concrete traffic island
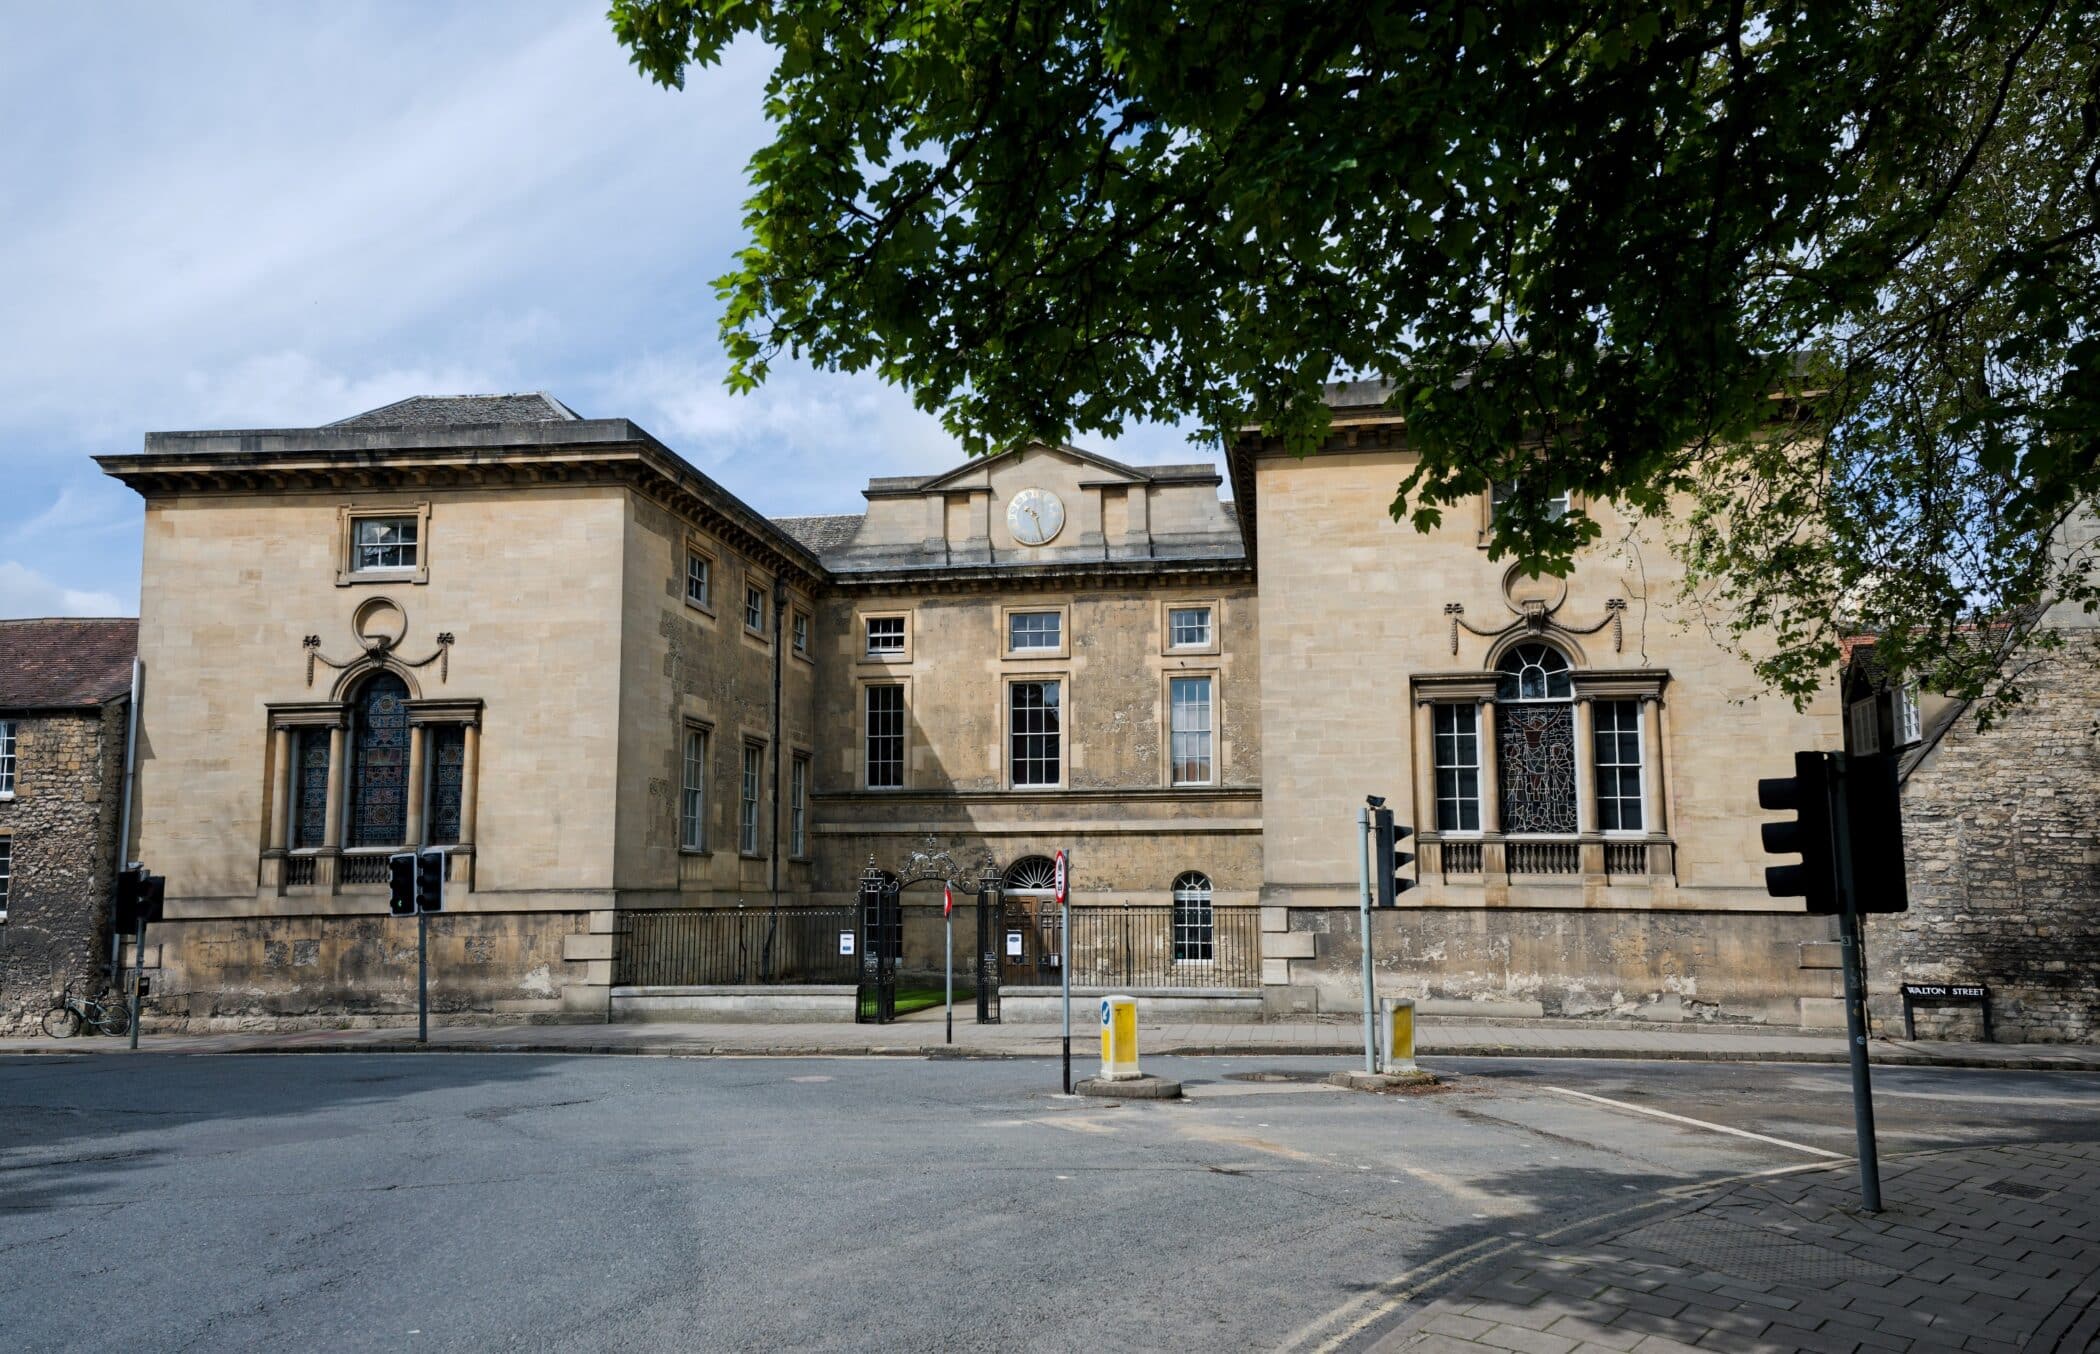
[1075,1073,1184,1099]
[1326,1068,1440,1093]
[1329,997,1442,1091]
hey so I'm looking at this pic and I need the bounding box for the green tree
[611,1,2099,714]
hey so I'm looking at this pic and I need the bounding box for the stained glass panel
[1498,704,1578,834]
[295,728,331,848]
[427,724,466,845]
[350,674,410,847]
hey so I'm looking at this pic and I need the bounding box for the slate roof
[328,393,581,428]
[0,618,137,711]
[771,515,865,552]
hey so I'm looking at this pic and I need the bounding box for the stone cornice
[822,557,1252,594]
[98,421,827,587]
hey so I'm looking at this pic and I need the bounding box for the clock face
[1006,488,1066,546]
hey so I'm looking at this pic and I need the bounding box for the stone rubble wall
[1867,628,2100,1043]
[0,702,126,1034]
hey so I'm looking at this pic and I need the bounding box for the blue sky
[0,2,1209,618]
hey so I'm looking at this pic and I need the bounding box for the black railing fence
[1001,901,1260,989]
[613,906,860,987]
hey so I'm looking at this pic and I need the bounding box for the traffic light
[387,852,417,916]
[1371,806,1417,907]
[1842,752,1909,914]
[113,866,145,931]
[415,848,445,914]
[139,872,165,926]
[1759,750,1837,914]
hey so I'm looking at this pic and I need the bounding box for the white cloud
[0,561,127,619]
[177,352,509,430]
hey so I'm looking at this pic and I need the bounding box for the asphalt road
[2,1053,2094,1352]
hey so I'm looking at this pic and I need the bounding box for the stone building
[0,618,137,1033]
[1853,515,2100,1044]
[101,386,1863,1029]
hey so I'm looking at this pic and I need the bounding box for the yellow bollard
[1379,997,1417,1074]
[1099,995,1141,1080]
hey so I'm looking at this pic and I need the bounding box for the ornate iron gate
[855,866,899,1024]
[976,860,1003,1024]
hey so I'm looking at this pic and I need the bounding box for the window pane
[1009,612,1060,650]
[1593,700,1643,832]
[349,675,411,847]
[866,686,904,788]
[866,616,906,653]
[1432,704,1482,833]
[1172,872,1213,961]
[1168,607,1211,647]
[426,724,467,846]
[685,554,711,606]
[681,728,708,850]
[745,586,766,632]
[790,756,809,856]
[1010,681,1062,786]
[0,719,14,795]
[1169,676,1213,784]
[295,727,331,848]
[740,745,763,854]
[792,612,809,653]
[354,516,418,571]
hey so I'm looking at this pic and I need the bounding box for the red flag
[943,883,953,917]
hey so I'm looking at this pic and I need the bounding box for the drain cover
[1983,1178,2053,1201]
[1224,1070,1332,1085]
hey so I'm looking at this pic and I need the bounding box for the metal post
[418,909,429,1045]
[1357,807,1376,1075]
[945,903,954,1046]
[1061,895,1072,1093]
[127,917,145,1050]
[1828,753,1882,1212]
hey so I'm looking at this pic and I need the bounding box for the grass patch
[891,986,974,1016]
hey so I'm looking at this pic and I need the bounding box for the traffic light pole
[1828,755,1883,1213]
[418,909,429,1045]
[127,916,145,1050]
[1356,806,1376,1075]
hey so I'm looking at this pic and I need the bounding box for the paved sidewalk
[5,1013,2098,1069]
[1350,1139,2100,1354]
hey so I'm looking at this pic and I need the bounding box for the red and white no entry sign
[1053,849,1067,904]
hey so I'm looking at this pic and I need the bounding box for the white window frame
[739,742,764,856]
[1167,606,1212,649]
[1171,871,1214,963]
[744,584,768,636]
[1895,685,1923,748]
[1007,611,1062,653]
[684,550,714,611]
[790,753,809,857]
[1847,697,1881,754]
[1168,674,1214,786]
[1432,703,1483,835]
[791,610,810,656]
[865,615,907,656]
[0,719,15,797]
[1008,679,1064,788]
[350,514,420,573]
[680,725,709,852]
[1593,699,1645,835]
[865,684,905,790]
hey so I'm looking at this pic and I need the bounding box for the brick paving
[4,1013,2099,1071]
[1361,1141,2100,1354]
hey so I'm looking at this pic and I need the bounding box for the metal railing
[284,855,317,886]
[1508,840,1581,875]
[1003,902,1260,989]
[613,906,860,987]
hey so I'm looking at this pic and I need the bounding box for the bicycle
[41,979,132,1039]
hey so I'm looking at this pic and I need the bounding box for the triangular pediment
[914,441,1147,492]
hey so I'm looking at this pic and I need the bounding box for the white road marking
[1545,1086,1846,1159]
[1400,1165,1527,1217]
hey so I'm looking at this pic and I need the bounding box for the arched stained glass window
[349,673,411,847]
[1172,871,1214,962]
[1494,644,1578,834]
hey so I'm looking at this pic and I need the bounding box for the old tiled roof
[771,514,865,552]
[0,618,137,710]
[328,393,581,428]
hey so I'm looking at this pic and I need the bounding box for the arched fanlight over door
[1003,855,1059,893]
[1171,871,1214,962]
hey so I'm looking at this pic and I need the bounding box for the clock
[1006,488,1066,546]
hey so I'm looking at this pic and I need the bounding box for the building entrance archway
[854,846,1007,1025]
